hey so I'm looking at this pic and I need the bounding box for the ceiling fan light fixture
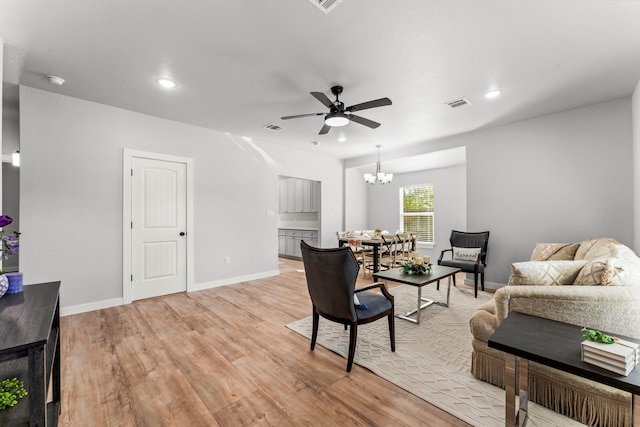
[324,112,349,127]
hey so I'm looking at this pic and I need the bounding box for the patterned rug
[287,283,584,426]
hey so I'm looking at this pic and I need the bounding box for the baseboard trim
[462,278,504,291]
[61,298,124,317]
[61,270,281,316]
[189,270,280,292]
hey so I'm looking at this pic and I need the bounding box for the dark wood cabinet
[0,281,61,426]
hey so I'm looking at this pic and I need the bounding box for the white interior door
[131,157,187,300]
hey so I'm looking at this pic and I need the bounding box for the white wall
[344,168,368,231]
[633,78,640,251]
[344,98,634,288]
[19,86,343,312]
[365,165,466,262]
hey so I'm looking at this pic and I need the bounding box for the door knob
[180,232,186,236]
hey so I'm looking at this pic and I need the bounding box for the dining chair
[395,232,413,265]
[347,238,372,278]
[300,241,395,372]
[363,234,398,272]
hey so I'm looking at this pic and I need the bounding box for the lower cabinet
[278,229,318,259]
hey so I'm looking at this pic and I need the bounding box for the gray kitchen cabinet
[278,228,318,259]
[278,178,319,213]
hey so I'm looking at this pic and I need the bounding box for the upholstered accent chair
[438,230,490,297]
[300,241,395,372]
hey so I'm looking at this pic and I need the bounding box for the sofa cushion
[602,245,640,286]
[574,237,620,261]
[530,243,579,261]
[573,257,611,285]
[509,260,588,286]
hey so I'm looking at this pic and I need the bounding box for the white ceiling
[2,0,640,167]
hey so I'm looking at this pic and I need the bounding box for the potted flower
[400,258,432,275]
[0,215,20,297]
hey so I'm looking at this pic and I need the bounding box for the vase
[0,274,8,297]
[5,272,23,295]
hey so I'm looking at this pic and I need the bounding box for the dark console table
[489,311,640,426]
[0,281,61,426]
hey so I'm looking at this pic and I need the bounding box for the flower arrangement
[0,215,19,262]
[400,258,432,275]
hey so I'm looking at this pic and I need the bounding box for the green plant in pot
[400,258,432,275]
[0,377,28,411]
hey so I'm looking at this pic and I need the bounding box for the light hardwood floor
[59,258,472,426]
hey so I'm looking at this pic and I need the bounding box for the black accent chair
[437,230,490,298]
[300,240,395,372]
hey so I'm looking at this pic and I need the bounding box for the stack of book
[581,338,640,376]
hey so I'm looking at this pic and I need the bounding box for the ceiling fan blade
[345,97,392,112]
[311,92,335,109]
[349,114,381,129]
[281,113,324,120]
[319,124,331,135]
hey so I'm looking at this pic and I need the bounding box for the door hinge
[131,169,133,176]
[131,222,133,229]
[131,274,133,281]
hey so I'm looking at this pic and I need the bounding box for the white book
[581,338,639,376]
[582,354,634,376]
[581,339,639,362]
[583,348,632,370]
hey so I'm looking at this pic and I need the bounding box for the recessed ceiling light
[338,137,347,142]
[46,75,65,86]
[156,78,177,89]
[484,90,501,99]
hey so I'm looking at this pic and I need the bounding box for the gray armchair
[300,240,395,372]
[437,230,490,298]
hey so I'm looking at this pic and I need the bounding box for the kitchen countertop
[278,227,318,231]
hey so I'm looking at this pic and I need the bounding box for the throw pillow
[574,237,620,261]
[508,260,588,286]
[530,243,579,261]
[452,247,481,262]
[573,257,610,285]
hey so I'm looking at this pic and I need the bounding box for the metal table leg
[395,272,453,324]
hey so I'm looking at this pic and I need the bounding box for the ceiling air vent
[307,0,343,14]
[264,123,285,132]
[445,98,472,109]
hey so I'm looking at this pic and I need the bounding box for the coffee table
[488,311,640,426]
[373,265,460,324]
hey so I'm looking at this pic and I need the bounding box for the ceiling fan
[281,86,392,135]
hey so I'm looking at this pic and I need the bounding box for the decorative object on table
[374,229,382,238]
[0,215,19,261]
[400,258,432,275]
[0,377,28,411]
[580,328,639,376]
[0,274,8,297]
[0,215,20,298]
[5,272,23,295]
[582,327,615,344]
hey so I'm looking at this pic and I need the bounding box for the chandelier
[363,145,393,185]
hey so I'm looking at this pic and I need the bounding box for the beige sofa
[469,238,640,427]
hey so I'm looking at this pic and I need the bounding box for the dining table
[337,235,416,273]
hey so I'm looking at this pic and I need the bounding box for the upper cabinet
[279,178,320,213]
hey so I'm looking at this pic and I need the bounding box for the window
[400,184,434,244]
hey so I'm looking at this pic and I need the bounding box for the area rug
[287,284,584,426]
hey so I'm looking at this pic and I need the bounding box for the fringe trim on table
[529,373,630,427]
[472,350,631,427]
